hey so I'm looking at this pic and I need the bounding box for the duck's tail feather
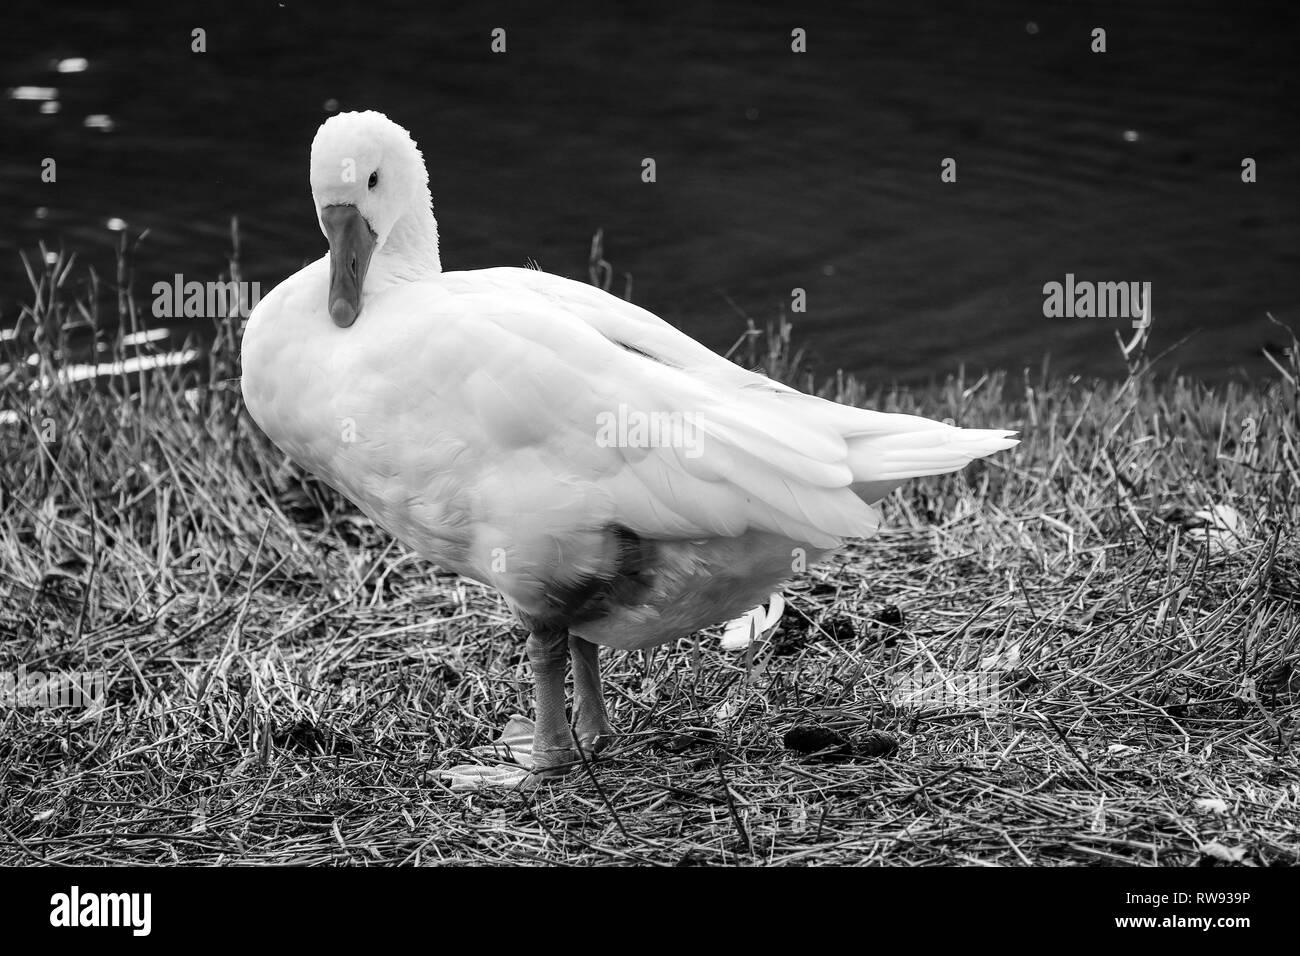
[842,413,1018,504]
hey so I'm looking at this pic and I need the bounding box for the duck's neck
[380,194,442,279]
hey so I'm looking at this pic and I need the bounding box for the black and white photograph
[0,0,1294,927]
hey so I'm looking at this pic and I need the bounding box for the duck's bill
[321,204,377,328]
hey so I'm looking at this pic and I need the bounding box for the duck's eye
[368,171,379,189]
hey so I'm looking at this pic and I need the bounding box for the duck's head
[310,110,436,328]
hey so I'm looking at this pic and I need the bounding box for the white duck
[240,111,1018,786]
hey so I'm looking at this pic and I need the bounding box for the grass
[1,232,1298,866]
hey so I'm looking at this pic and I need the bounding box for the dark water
[2,0,1297,384]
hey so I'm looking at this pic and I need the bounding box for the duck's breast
[241,263,481,564]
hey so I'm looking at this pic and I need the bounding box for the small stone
[857,730,900,758]
[783,726,852,759]
[874,605,904,626]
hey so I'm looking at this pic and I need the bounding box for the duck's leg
[445,628,596,788]
[569,635,614,756]
[526,628,579,775]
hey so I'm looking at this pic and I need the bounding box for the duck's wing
[383,267,1015,553]
[396,269,861,550]
[501,266,781,388]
